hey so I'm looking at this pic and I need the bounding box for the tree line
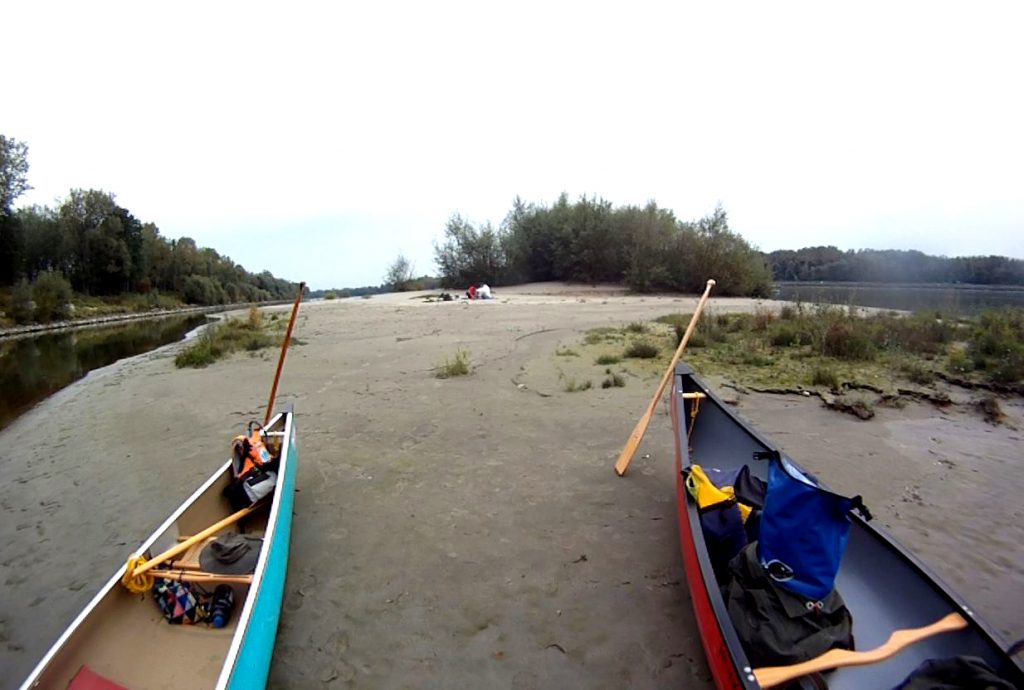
[1,135,296,321]
[433,194,774,297]
[767,247,1024,286]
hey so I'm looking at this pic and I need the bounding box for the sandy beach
[1,284,1021,689]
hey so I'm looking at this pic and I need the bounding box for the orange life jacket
[232,423,273,479]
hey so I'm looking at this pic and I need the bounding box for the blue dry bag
[756,450,870,601]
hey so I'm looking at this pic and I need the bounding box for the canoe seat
[68,665,129,690]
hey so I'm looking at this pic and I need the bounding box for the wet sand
[1,284,1021,689]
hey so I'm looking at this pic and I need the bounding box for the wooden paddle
[614,278,716,476]
[754,612,968,688]
[264,281,306,426]
[121,503,261,592]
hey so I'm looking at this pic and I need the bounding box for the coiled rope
[122,555,155,594]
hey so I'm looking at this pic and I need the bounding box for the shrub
[947,347,974,374]
[32,272,73,323]
[435,349,471,378]
[823,320,875,360]
[595,354,621,365]
[175,328,222,368]
[601,373,626,388]
[246,305,263,330]
[625,341,659,359]
[324,292,338,300]
[674,323,685,346]
[584,327,618,345]
[811,365,840,390]
[899,360,935,385]
[752,306,775,332]
[625,321,646,333]
[779,305,796,321]
[10,279,34,324]
[770,323,802,348]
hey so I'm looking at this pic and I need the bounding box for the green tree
[384,254,415,291]
[31,271,73,322]
[0,135,31,213]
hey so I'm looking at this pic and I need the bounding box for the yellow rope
[121,555,155,594]
[687,395,702,445]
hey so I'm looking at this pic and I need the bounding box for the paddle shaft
[614,279,716,476]
[754,612,968,688]
[264,281,306,426]
[130,503,260,578]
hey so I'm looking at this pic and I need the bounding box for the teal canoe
[19,409,297,690]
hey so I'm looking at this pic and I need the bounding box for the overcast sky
[4,1,1022,289]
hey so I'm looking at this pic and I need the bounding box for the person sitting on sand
[477,284,492,299]
[467,285,477,300]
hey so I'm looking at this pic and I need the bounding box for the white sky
[4,1,1022,289]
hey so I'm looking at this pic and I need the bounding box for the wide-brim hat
[200,533,263,575]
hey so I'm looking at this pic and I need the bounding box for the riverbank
[0,298,297,342]
[1,284,1021,689]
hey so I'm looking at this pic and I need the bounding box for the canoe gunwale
[670,362,1024,689]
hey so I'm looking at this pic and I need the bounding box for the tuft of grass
[752,306,775,332]
[823,321,876,360]
[900,360,935,385]
[779,305,796,321]
[624,340,659,359]
[601,373,626,389]
[247,305,263,330]
[563,378,592,392]
[967,308,1024,384]
[174,328,222,368]
[435,348,471,378]
[584,327,618,345]
[978,395,1006,425]
[625,321,647,333]
[595,354,621,365]
[810,365,841,390]
[556,346,580,357]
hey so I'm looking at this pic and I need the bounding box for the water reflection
[775,283,1024,314]
[0,315,208,431]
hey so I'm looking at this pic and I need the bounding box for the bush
[10,279,34,324]
[947,347,974,374]
[625,341,659,359]
[968,308,1024,383]
[779,305,796,321]
[899,361,935,385]
[31,271,72,323]
[175,328,222,368]
[595,354,621,365]
[324,292,338,300]
[625,321,646,333]
[752,306,775,332]
[823,321,875,361]
[811,365,840,390]
[601,373,626,388]
[770,323,802,348]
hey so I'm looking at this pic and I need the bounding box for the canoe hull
[19,410,297,690]
[670,363,1024,690]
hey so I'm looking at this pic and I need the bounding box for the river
[0,314,208,431]
[775,282,1024,314]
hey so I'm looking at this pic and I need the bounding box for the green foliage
[0,135,31,213]
[967,308,1024,383]
[9,279,33,324]
[947,347,974,374]
[384,254,416,291]
[810,365,840,390]
[583,327,618,345]
[31,271,72,322]
[779,305,797,320]
[770,323,802,347]
[900,360,935,385]
[435,348,472,378]
[434,214,510,287]
[624,340,659,359]
[595,354,621,365]
[324,291,338,300]
[182,274,227,305]
[438,196,773,297]
[768,246,1024,285]
[625,321,646,333]
[174,315,280,368]
[822,320,876,361]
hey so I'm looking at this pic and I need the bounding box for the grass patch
[601,372,626,388]
[175,311,280,368]
[556,346,580,357]
[625,321,647,333]
[595,354,621,365]
[435,348,472,378]
[899,360,935,385]
[584,326,619,345]
[624,340,659,359]
[810,365,841,390]
[563,378,592,392]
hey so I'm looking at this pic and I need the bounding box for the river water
[0,314,208,431]
[775,282,1024,314]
